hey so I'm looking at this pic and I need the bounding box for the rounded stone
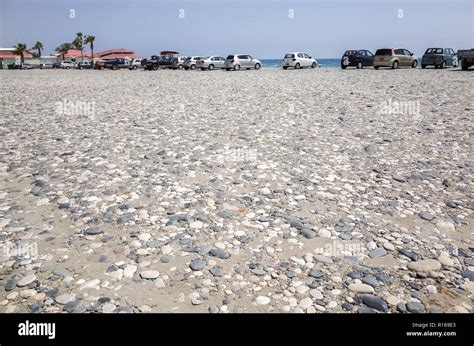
[348,283,374,294]
[140,270,160,279]
[256,296,271,305]
[17,274,36,287]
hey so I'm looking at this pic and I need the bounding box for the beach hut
[160,50,179,57]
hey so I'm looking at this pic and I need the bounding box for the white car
[60,61,76,69]
[283,52,317,69]
[183,56,203,70]
[225,54,261,71]
[196,56,226,70]
[129,58,143,70]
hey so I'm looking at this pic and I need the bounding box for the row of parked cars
[48,47,474,71]
[134,54,264,71]
[110,52,316,71]
[340,47,474,70]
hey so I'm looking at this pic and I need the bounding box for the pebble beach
[0,68,473,313]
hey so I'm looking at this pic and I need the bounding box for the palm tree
[55,43,73,61]
[32,41,44,58]
[13,43,29,64]
[72,32,84,62]
[84,35,95,62]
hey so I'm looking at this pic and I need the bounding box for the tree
[32,41,44,58]
[13,43,29,64]
[55,43,73,61]
[72,32,84,62]
[84,35,95,63]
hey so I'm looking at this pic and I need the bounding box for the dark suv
[341,50,374,69]
[104,58,130,70]
[142,55,176,70]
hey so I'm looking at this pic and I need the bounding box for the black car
[104,58,130,70]
[142,55,177,70]
[341,49,374,69]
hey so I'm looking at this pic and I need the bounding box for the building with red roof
[0,48,34,68]
[94,48,142,60]
[54,49,92,61]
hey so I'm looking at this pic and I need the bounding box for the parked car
[373,48,417,69]
[421,48,457,69]
[340,49,374,69]
[196,56,226,70]
[142,55,176,70]
[52,62,61,69]
[94,60,106,70]
[77,61,93,69]
[282,52,317,69]
[40,63,53,69]
[172,56,188,69]
[21,63,33,70]
[457,49,474,70]
[104,58,130,70]
[225,54,262,71]
[129,58,143,70]
[183,56,203,70]
[60,61,76,69]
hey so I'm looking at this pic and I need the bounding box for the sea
[261,58,340,68]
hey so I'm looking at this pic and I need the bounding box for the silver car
[196,56,226,70]
[183,56,203,70]
[172,56,188,69]
[225,54,262,71]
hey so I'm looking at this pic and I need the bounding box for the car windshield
[203,56,210,60]
[226,55,234,59]
[425,48,443,54]
[375,49,393,56]
[285,54,295,58]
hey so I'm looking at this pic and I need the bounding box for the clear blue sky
[0,0,472,58]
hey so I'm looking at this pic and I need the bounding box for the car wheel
[356,61,363,69]
[283,66,288,70]
[190,64,196,70]
[208,64,215,70]
[341,65,347,70]
[421,64,426,69]
[295,62,300,69]
[153,65,158,71]
[311,62,316,68]
[461,60,468,70]
[392,61,399,69]
[112,65,118,70]
[441,61,446,69]
[234,64,241,71]
[226,68,231,71]
[412,60,418,68]
[254,63,261,70]
[178,65,183,70]
[133,65,138,70]
[374,66,379,70]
